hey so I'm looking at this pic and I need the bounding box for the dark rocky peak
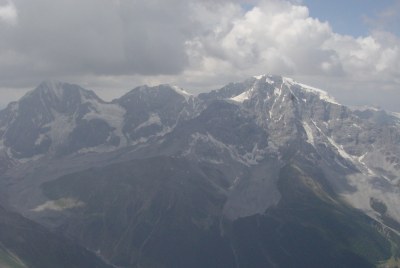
[0,101,19,127]
[117,84,192,106]
[198,77,258,101]
[116,84,193,122]
[0,80,104,129]
[21,80,102,114]
[0,82,107,159]
[115,84,195,143]
[0,81,96,130]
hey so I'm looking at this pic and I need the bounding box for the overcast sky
[0,0,399,111]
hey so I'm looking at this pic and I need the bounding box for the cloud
[191,1,337,75]
[187,1,399,77]
[177,0,400,100]
[0,0,199,85]
[0,0,399,110]
[0,0,17,25]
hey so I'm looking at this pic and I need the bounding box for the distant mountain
[0,80,115,158]
[1,75,400,267]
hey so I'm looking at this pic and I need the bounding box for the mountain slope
[0,81,124,158]
[115,84,197,144]
[0,205,112,268]
[199,75,400,227]
[37,155,394,267]
[0,75,400,267]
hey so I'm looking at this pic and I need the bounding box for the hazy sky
[0,0,399,111]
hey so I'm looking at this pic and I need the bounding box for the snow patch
[282,76,339,105]
[171,85,192,101]
[390,112,400,119]
[230,87,253,103]
[358,153,366,162]
[77,144,119,154]
[83,100,126,146]
[269,85,283,119]
[45,111,76,148]
[357,153,376,176]
[298,83,339,104]
[302,122,314,145]
[273,87,281,97]
[129,125,174,147]
[135,113,162,130]
[312,120,380,180]
[16,153,44,164]
[34,133,47,146]
[32,198,85,212]
[253,74,265,80]
[282,77,295,85]
[229,176,241,190]
[311,120,354,162]
[265,77,274,84]
[242,143,265,164]
[326,136,353,161]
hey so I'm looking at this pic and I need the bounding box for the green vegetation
[39,157,398,267]
[268,164,393,266]
[0,205,112,268]
[378,256,400,268]
[0,247,27,268]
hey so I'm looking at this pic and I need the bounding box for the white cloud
[0,0,399,110]
[171,0,400,110]
[0,0,17,25]
[183,0,400,83]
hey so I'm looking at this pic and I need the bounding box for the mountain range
[0,75,399,267]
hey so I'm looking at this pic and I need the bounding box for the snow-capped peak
[253,74,275,85]
[229,75,339,106]
[282,77,339,105]
[23,81,101,105]
[171,85,192,101]
[297,83,339,105]
[128,84,192,101]
[253,74,266,80]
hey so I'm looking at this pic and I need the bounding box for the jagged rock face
[0,82,200,159]
[0,81,114,158]
[116,84,198,144]
[204,75,400,225]
[0,75,400,267]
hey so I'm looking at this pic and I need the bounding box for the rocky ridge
[0,75,399,267]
